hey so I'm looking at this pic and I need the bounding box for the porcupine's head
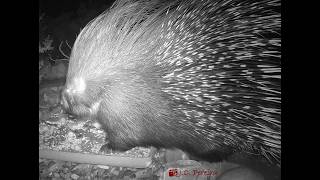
[61,0,281,166]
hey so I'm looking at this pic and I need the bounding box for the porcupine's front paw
[99,143,114,154]
[99,141,132,154]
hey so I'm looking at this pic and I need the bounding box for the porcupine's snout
[60,77,92,119]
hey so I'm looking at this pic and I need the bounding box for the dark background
[39,0,115,59]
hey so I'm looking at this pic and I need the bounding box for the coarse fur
[62,0,281,166]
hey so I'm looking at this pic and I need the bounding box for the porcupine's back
[62,0,281,166]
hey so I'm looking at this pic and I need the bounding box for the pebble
[71,174,79,180]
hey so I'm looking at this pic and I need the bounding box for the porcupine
[61,0,281,166]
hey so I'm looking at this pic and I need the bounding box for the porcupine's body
[61,0,281,166]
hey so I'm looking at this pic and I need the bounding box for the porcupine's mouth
[60,92,77,119]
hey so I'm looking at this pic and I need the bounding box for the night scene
[39,0,281,179]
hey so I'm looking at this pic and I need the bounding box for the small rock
[65,172,72,178]
[54,172,60,178]
[97,165,110,169]
[135,168,153,179]
[66,161,73,167]
[122,170,134,177]
[71,173,79,180]
[110,167,119,176]
[73,164,91,171]
[48,162,60,172]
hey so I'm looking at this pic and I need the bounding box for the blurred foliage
[39,13,54,72]
[39,1,112,83]
[39,13,54,55]
[39,13,54,84]
[45,1,111,59]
